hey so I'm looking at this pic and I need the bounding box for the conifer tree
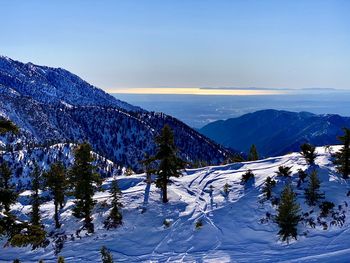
[0,119,18,135]
[304,170,324,206]
[147,125,185,203]
[44,162,67,229]
[275,184,300,241]
[297,169,307,183]
[30,163,42,227]
[9,223,47,249]
[262,176,276,200]
[0,162,18,213]
[248,144,259,161]
[141,153,155,184]
[104,179,123,229]
[57,256,65,263]
[333,128,350,179]
[300,143,317,165]
[69,143,101,233]
[276,166,292,177]
[100,246,114,263]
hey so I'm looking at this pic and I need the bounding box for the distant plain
[113,91,350,128]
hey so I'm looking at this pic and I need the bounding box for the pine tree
[146,125,185,203]
[333,128,350,179]
[0,162,18,213]
[9,223,47,249]
[0,119,18,135]
[300,143,317,165]
[262,176,276,200]
[44,162,67,229]
[30,163,42,227]
[276,166,292,177]
[104,179,123,229]
[13,259,20,263]
[57,256,65,263]
[275,184,301,241]
[100,246,114,263]
[305,170,324,206]
[297,169,307,183]
[248,144,259,161]
[141,153,156,184]
[69,143,101,233]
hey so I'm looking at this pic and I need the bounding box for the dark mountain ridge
[200,109,350,157]
[0,56,231,170]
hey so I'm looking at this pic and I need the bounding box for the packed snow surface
[1,146,350,262]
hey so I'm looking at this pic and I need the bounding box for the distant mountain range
[200,109,350,157]
[0,56,230,170]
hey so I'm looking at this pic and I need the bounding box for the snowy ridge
[2,146,350,262]
[0,55,139,112]
[0,56,231,169]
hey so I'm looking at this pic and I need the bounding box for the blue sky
[0,0,349,92]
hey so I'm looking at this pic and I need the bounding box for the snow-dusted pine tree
[275,184,301,241]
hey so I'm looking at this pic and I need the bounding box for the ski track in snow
[2,146,350,262]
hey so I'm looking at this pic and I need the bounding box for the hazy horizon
[113,91,350,128]
[1,0,349,93]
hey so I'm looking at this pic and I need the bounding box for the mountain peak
[0,55,140,112]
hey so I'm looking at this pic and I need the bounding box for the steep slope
[1,146,350,262]
[0,55,138,111]
[200,109,350,157]
[0,143,121,190]
[0,56,231,169]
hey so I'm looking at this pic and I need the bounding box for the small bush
[298,169,307,183]
[241,170,255,184]
[163,219,171,228]
[319,201,335,217]
[100,246,114,263]
[124,168,134,176]
[223,183,231,196]
[195,219,203,229]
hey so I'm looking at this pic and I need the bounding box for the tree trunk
[162,178,168,203]
[85,214,94,233]
[54,201,60,229]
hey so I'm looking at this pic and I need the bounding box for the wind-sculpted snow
[2,146,350,262]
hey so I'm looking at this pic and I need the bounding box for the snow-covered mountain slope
[0,55,138,111]
[0,56,231,169]
[0,143,121,190]
[2,146,350,262]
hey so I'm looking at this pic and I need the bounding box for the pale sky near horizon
[0,0,349,93]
